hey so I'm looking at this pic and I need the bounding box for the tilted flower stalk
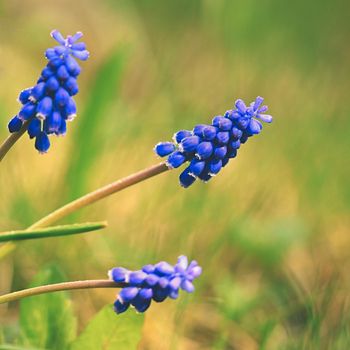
[0,29,89,159]
[154,96,273,187]
[110,255,202,314]
[0,256,201,316]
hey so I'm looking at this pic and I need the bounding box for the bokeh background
[0,0,349,348]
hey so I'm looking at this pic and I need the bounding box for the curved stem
[0,121,29,162]
[0,279,126,304]
[29,162,169,229]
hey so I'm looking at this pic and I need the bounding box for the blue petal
[176,255,188,272]
[54,88,70,107]
[166,151,186,168]
[154,142,176,157]
[215,131,230,145]
[48,57,63,70]
[27,118,41,139]
[8,116,23,133]
[196,142,213,160]
[230,127,243,140]
[193,124,207,137]
[129,271,147,285]
[64,77,79,96]
[45,76,60,92]
[209,159,222,175]
[19,103,37,121]
[230,140,241,150]
[50,30,66,45]
[62,98,77,121]
[56,65,70,80]
[142,264,155,274]
[36,97,53,120]
[35,132,50,153]
[202,126,217,140]
[131,294,151,313]
[54,46,66,56]
[173,130,192,143]
[41,67,54,80]
[71,42,86,51]
[30,82,46,102]
[72,50,90,61]
[110,267,129,282]
[68,31,83,44]
[46,111,62,133]
[155,262,175,275]
[179,167,196,188]
[114,299,129,314]
[119,287,139,303]
[188,159,206,177]
[169,276,182,291]
[181,280,195,293]
[188,265,202,279]
[152,286,169,302]
[253,96,264,111]
[247,119,262,134]
[257,114,273,123]
[222,157,229,167]
[55,119,67,136]
[45,48,57,60]
[158,277,169,289]
[212,116,232,131]
[65,56,81,76]
[213,146,227,159]
[138,288,153,300]
[226,148,237,158]
[237,117,249,130]
[235,99,247,114]
[18,88,32,104]
[180,135,200,152]
[145,274,159,287]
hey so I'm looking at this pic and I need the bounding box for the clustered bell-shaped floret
[109,256,202,314]
[8,30,89,153]
[154,97,273,187]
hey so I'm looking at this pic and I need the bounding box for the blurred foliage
[19,265,76,349]
[0,0,349,349]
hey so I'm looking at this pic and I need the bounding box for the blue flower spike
[154,97,273,187]
[8,30,89,153]
[109,256,202,314]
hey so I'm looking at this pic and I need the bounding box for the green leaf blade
[70,306,144,350]
[0,221,107,242]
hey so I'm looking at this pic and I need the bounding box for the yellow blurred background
[0,0,349,348]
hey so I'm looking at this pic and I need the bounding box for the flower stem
[0,279,125,304]
[29,162,169,229]
[0,121,29,162]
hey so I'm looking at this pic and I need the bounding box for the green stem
[0,279,125,304]
[0,120,29,162]
[0,162,169,257]
[29,162,169,229]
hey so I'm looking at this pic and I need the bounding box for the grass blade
[0,221,107,242]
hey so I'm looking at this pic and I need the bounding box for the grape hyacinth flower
[109,256,202,314]
[154,97,273,187]
[8,30,89,153]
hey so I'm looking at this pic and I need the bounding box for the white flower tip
[36,113,46,121]
[67,114,76,122]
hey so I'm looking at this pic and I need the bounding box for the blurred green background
[0,0,349,348]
